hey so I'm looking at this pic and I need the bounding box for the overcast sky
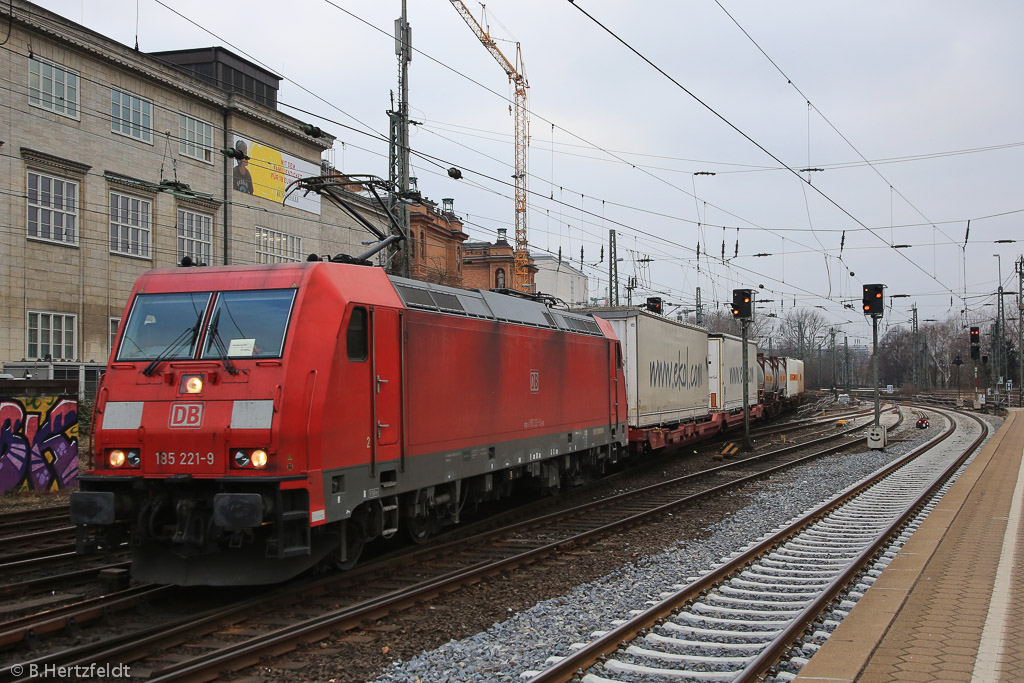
[35,0,1024,343]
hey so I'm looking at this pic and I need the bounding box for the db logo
[529,370,540,394]
[169,403,204,428]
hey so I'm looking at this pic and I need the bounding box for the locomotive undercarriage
[71,476,332,586]
[335,441,626,567]
[70,442,627,584]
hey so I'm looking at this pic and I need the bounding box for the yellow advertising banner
[230,135,321,215]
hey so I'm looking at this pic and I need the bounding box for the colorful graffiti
[0,397,78,492]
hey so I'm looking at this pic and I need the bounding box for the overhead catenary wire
[5,2,1013,327]
[564,0,967,311]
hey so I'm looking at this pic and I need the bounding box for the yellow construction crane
[449,1,530,292]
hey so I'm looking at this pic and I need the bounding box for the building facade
[408,197,468,287]
[532,253,589,307]
[462,229,537,292]
[0,1,384,392]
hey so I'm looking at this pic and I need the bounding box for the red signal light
[862,284,885,316]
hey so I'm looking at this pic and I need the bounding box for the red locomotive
[71,262,628,585]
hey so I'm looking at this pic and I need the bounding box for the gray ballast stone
[373,414,1003,683]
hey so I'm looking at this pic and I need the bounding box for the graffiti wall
[0,395,78,493]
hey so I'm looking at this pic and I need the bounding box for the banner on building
[230,135,321,215]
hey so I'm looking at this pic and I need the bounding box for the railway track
[527,406,987,682]
[0,506,69,536]
[0,409,893,680]
[0,507,131,621]
[0,504,76,564]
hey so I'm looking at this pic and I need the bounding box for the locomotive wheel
[405,514,436,545]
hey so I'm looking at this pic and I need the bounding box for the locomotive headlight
[251,449,269,469]
[181,374,204,394]
[109,449,126,468]
[232,448,270,469]
[233,450,251,468]
[126,449,141,468]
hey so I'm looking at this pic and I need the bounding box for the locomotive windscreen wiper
[207,309,239,375]
[141,324,199,376]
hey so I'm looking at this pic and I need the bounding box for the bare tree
[776,308,828,359]
[422,256,462,287]
[703,308,740,335]
[921,319,964,389]
[876,327,911,387]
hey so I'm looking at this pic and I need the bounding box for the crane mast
[449,1,530,292]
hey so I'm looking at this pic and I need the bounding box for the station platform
[795,409,1024,682]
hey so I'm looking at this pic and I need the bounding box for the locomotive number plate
[155,451,215,466]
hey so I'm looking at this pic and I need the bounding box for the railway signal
[862,284,885,316]
[862,282,887,449]
[729,288,755,451]
[646,297,663,315]
[731,289,753,319]
[970,326,980,360]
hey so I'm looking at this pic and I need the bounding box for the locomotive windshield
[201,289,296,359]
[117,292,212,361]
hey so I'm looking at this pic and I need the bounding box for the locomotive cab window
[117,291,211,361]
[347,306,368,361]
[201,289,296,359]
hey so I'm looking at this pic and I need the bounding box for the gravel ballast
[373,413,1003,683]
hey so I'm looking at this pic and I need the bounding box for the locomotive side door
[371,307,402,462]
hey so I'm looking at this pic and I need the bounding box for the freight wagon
[707,333,761,429]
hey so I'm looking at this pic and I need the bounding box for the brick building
[0,0,384,393]
[462,228,537,292]
[408,195,469,287]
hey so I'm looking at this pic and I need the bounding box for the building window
[110,192,152,258]
[109,317,121,354]
[29,57,79,119]
[457,246,462,272]
[495,268,506,289]
[179,113,214,163]
[111,89,153,142]
[255,227,302,263]
[177,209,212,264]
[420,232,426,261]
[27,311,77,360]
[27,171,78,245]
[410,231,416,260]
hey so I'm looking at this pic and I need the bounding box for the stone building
[0,0,383,394]
[462,228,537,293]
[408,196,468,287]
[532,253,589,307]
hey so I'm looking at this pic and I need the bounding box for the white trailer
[590,309,709,428]
[784,357,805,397]
[708,334,759,412]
